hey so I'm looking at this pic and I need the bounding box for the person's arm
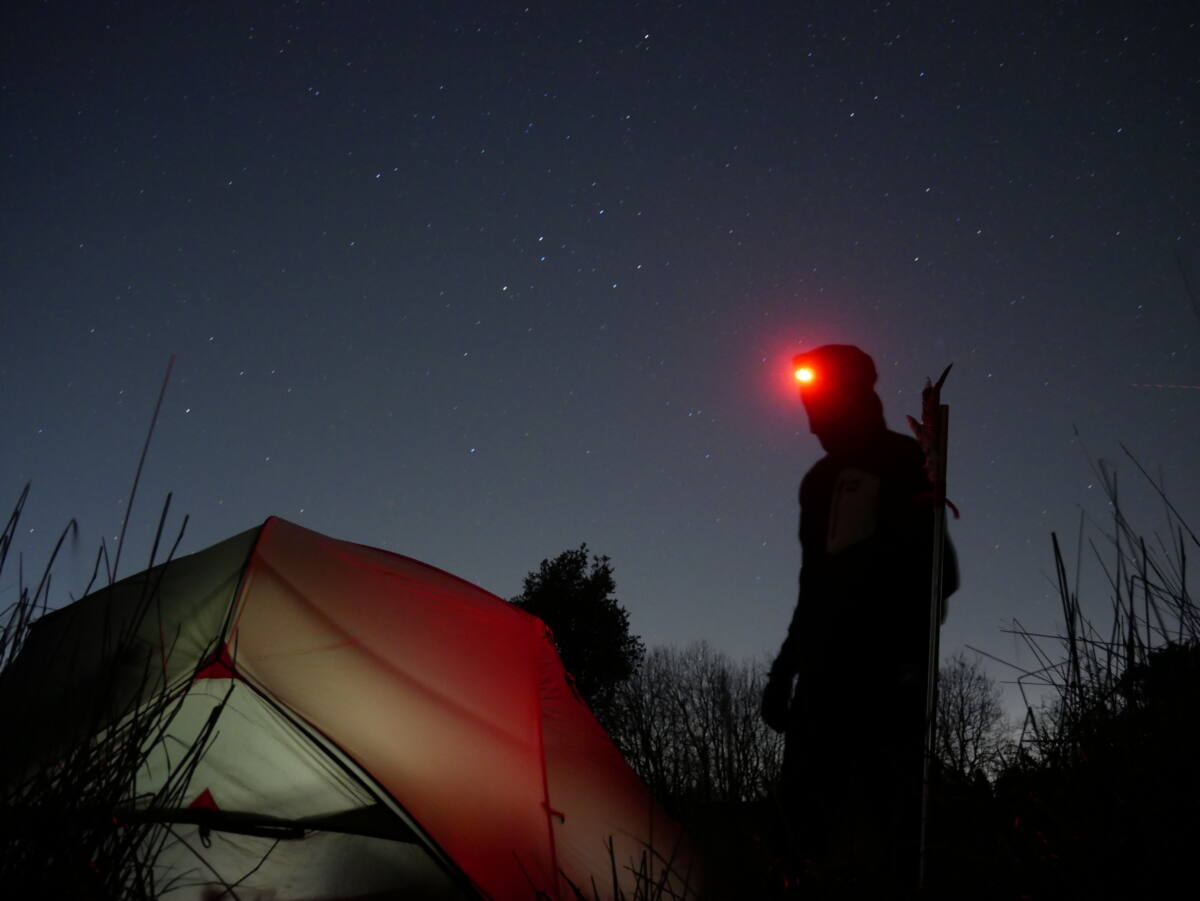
[762,613,800,733]
[762,474,820,732]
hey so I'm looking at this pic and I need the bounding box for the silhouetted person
[762,345,957,895]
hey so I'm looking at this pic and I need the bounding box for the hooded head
[792,344,886,455]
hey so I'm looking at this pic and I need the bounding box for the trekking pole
[908,364,952,891]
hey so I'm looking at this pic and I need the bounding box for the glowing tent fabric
[2,517,694,900]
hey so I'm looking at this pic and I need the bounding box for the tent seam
[534,618,563,901]
[232,665,487,901]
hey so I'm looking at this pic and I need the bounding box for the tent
[1,517,696,900]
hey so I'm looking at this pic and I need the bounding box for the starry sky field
[3,1,1198,711]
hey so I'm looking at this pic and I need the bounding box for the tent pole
[918,399,949,891]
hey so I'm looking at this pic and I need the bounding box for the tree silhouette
[511,545,643,734]
[935,652,1013,780]
[612,642,783,808]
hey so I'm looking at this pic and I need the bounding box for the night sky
[3,1,1198,712]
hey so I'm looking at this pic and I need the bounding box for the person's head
[792,344,886,453]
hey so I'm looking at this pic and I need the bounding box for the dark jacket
[772,428,958,696]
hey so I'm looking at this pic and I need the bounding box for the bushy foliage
[511,545,644,734]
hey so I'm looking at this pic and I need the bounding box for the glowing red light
[794,366,814,384]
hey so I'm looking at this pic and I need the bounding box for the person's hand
[761,669,794,733]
